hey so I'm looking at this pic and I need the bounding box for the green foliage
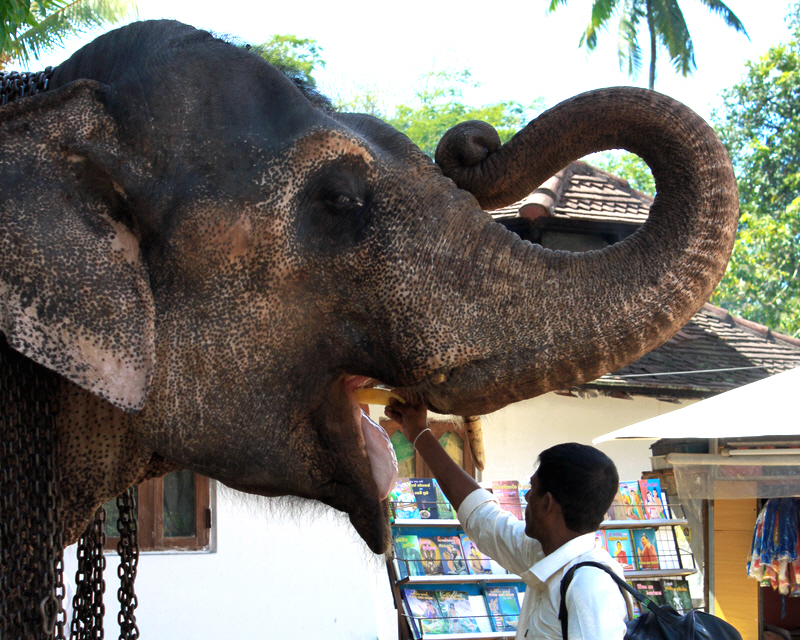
[247,34,325,88]
[710,3,800,337]
[547,0,747,89]
[587,151,655,196]
[341,69,542,159]
[1,0,135,66]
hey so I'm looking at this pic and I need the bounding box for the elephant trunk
[422,88,739,416]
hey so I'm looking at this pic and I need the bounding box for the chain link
[115,490,139,640]
[0,67,54,105]
[69,508,106,640]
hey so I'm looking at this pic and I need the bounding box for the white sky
[31,0,795,124]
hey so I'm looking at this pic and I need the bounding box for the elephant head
[0,20,738,554]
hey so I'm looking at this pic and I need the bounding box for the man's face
[524,473,544,540]
[641,534,648,547]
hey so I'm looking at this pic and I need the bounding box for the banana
[463,415,486,471]
[352,387,406,406]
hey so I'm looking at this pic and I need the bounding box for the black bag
[559,561,743,640]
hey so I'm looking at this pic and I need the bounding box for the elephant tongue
[360,410,398,500]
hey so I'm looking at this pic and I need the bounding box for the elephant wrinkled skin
[0,20,738,554]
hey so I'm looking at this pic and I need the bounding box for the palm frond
[651,0,695,76]
[699,0,749,39]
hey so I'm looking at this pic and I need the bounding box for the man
[386,401,630,640]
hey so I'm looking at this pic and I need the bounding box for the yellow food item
[352,387,406,406]
[463,416,485,471]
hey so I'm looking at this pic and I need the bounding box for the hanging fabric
[748,498,800,596]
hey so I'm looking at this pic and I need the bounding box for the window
[380,417,477,479]
[104,471,212,552]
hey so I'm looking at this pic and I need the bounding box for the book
[432,479,457,519]
[459,533,506,575]
[435,535,468,575]
[634,528,660,570]
[631,579,666,607]
[418,536,445,576]
[662,578,693,614]
[437,590,480,633]
[402,588,447,636]
[518,481,531,512]
[484,585,521,632]
[390,478,420,520]
[619,481,645,520]
[468,594,494,633]
[606,487,627,521]
[605,529,636,571]
[394,533,425,579]
[639,478,667,519]
[674,525,696,569]
[409,478,439,519]
[492,480,524,519]
[594,530,607,550]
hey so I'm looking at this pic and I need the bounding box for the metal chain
[0,67,54,105]
[115,490,139,640]
[0,335,67,640]
[69,508,106,640]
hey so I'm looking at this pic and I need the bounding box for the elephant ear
[0,80,155,412]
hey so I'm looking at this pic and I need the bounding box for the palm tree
[1,0,136,67]
[547,0,748,90]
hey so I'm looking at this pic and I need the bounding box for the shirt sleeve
[565,568,628,640]
[456,488,542,577]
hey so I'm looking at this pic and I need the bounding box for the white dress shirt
[458,488,630,640]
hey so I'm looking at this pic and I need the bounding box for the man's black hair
[535,442,618,533]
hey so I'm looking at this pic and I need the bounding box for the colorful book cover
[619,481,645,520]
[393,533,425,579]
[402,588,447,636]
[605,529,635,571]
[639,479,667,519]
[483,585,521,632]
[492,480,524,519]
[518,481,531,512]
[435,535,468,575]
[432,478,456,519]
[594,530,607,550]
[459,533,493,575]
[418,536,445,576]
[409,478,439,519]
[606,486,627,521]
[634,528,660,570]
[631,579,667,607]
[674,525,696,569]
[390,478,419,520]
[662,578,693,614]
[437,590,480,633]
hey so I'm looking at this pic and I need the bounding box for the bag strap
[558,561,674,640]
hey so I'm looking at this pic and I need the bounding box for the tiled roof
[492,162,800,398]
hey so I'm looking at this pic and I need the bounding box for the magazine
[631,580,666,607]
[418,536,445,576]
[662,578,693,614]
[639,478,667,519]
[606,487,627,521]
[435,535,468,575]
[491,479,524,519]
[432,479,457,519]
[410,478,440,519]
[634,528,660,570]
[402,588,448,636]
[605,529,635,571]
[390,478,420,520]
[594,530,607,550]
[619,481,645,520]
[394,533,425,579]
[484,585,521,632]
[459,533,506,575]
[437,590,480,633]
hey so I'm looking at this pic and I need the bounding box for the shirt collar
[530,532,596,583]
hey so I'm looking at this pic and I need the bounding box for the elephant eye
[325,190,363,213]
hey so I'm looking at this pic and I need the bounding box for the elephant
[0,19,738,558]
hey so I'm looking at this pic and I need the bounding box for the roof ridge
[702,302,800,349]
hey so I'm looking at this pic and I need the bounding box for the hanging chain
[115,489,139,640]
[0,335,67,640]
[69,508,106,640]
[0,67,54,105]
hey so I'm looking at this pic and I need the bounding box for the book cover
[619,481,645,520]
[639,479,667,519]
[484,585,521,632]
[394,533,425,579]
[518,481,531,512]
[655,527,681,570]
[634,528,660,570]
[492,479,524,519]
[468,594,494,633]
[631,579,667,607]
[409,478,439,519]
[605,529,636,571]
[674,525,696,569]
[390,478,420,520]
[418,536,445,576]
[432,479,457,519]
[402,588,447,636]
[606,486,627,521]
[435,535,468,575]
[662,578,693,614]
[437,590,480,633]
[459,533,493,575]
[594,530,607,550]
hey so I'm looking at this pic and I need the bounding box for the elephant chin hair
[216,484,389,564]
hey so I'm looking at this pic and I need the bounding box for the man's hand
[385,400,429,444]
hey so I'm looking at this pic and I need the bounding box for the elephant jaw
[345,375,398,502]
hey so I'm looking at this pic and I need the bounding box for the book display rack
[387,477,698,639]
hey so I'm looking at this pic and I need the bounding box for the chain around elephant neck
[0,67,54,105]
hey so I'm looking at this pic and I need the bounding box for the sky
[30,0,796,125]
